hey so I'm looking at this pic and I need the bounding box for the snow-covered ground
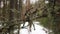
[20,21,49,34]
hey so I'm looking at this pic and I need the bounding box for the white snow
[20,21,48,34]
